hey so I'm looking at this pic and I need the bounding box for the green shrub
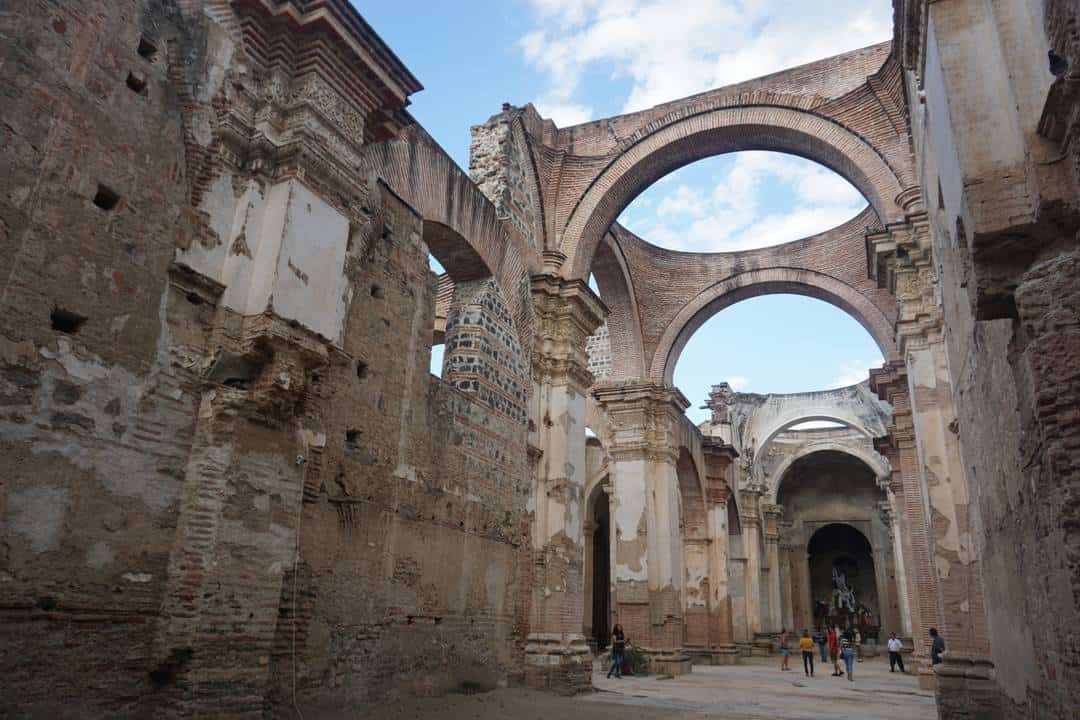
[623,644,650,676]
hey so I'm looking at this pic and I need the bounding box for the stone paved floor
[364,654,936,720]
[586,654,936,719]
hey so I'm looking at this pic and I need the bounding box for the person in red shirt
[828,627,842,676]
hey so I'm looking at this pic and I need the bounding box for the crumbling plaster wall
[0,1,533,715]
[900,0,1080,716]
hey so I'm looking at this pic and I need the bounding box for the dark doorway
[591,490,611,649]
[808,523,880,638]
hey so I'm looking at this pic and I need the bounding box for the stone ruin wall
[0,1,532,715]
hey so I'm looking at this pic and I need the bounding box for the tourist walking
[840,629,856,681]
[607,624,626,678]
[778,627,791,671]
[887,632,906,673]
[930,627,945,667]
[828,626,842,676]
[799,629,815,677]
[854,627,863,662]
[814,626,827,663]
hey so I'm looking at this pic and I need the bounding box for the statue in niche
[832,565,857,613]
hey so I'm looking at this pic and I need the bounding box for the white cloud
[727,376,749,391]
[626,151,867,252]
[831,360,874,388]
[656,184,707,217]
[520,1,892,121]
[533,101,595,126]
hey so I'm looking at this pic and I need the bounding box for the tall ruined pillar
[702,438,739,664]
[871,361,939,684]
[738,488,764,640]
[777,521,797,632]
[593,381,692,675]
[525,267,606,693]
[879,497,913,637]
[869,215,998,714]
[762,504,784,633]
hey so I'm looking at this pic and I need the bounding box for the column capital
[530,274,607,389]
[738,487,764,526]
[866,213,943,354]
[702,438,738,508]
[762,503,784,543]
[592,381,689,463]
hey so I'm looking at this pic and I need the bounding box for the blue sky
[359,0,890,423]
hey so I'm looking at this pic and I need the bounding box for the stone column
[762,504,784,634]
[738,488,764,641]
[870,216,998,712]
[524,268,605,693]
[778,522,797,632]
[702,438,739,664]
[593,381,692,676]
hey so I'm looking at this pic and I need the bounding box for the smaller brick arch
[361,135,541,348]
[651,268,898,384]
[591,231,646,379]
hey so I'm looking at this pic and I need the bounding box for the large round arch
[770,444,890,504]
[558,105,909,279]
[651,268,899,384]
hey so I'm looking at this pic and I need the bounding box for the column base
[649,649,693,676]
[684,645,739,666]
[934,654,1002,720]
[524,633,592,695]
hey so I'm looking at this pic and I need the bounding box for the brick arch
[361,136,541,348]
[650,267,899,384]
[770,443,890,505]
[559,106,908,279]
[591,231,646,379]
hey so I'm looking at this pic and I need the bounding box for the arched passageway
[589,486,612,649]
[774,449,903,642]
[808,523,879,633]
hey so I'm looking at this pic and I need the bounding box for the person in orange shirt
[799,629,815,677]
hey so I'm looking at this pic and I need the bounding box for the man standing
[887,632,905,673]
[929,628,945,667]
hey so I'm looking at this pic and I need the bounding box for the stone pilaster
[869,216,1000,715]
[593,381,692,676]
[524,271,605,693]
[738,488,765,639]
[871,361,939,687]
[762,504,784,633]
[702,439,740,664]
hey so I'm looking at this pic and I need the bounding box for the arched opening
[591,485,611,649]
[777,450,898,641]
[559,106,907,278]
[672,294,884,424]
[619,152,867,254]
[584,477,612,650]
[807,523,877,634]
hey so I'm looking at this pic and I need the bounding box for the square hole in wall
[370,284,384,299]
[126,71,147,94]
[51,307,87,334]
[93,184,120,210]
[137,37,158,61]
[356,361,369,380]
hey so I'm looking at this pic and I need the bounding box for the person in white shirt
[887,632,906,673]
